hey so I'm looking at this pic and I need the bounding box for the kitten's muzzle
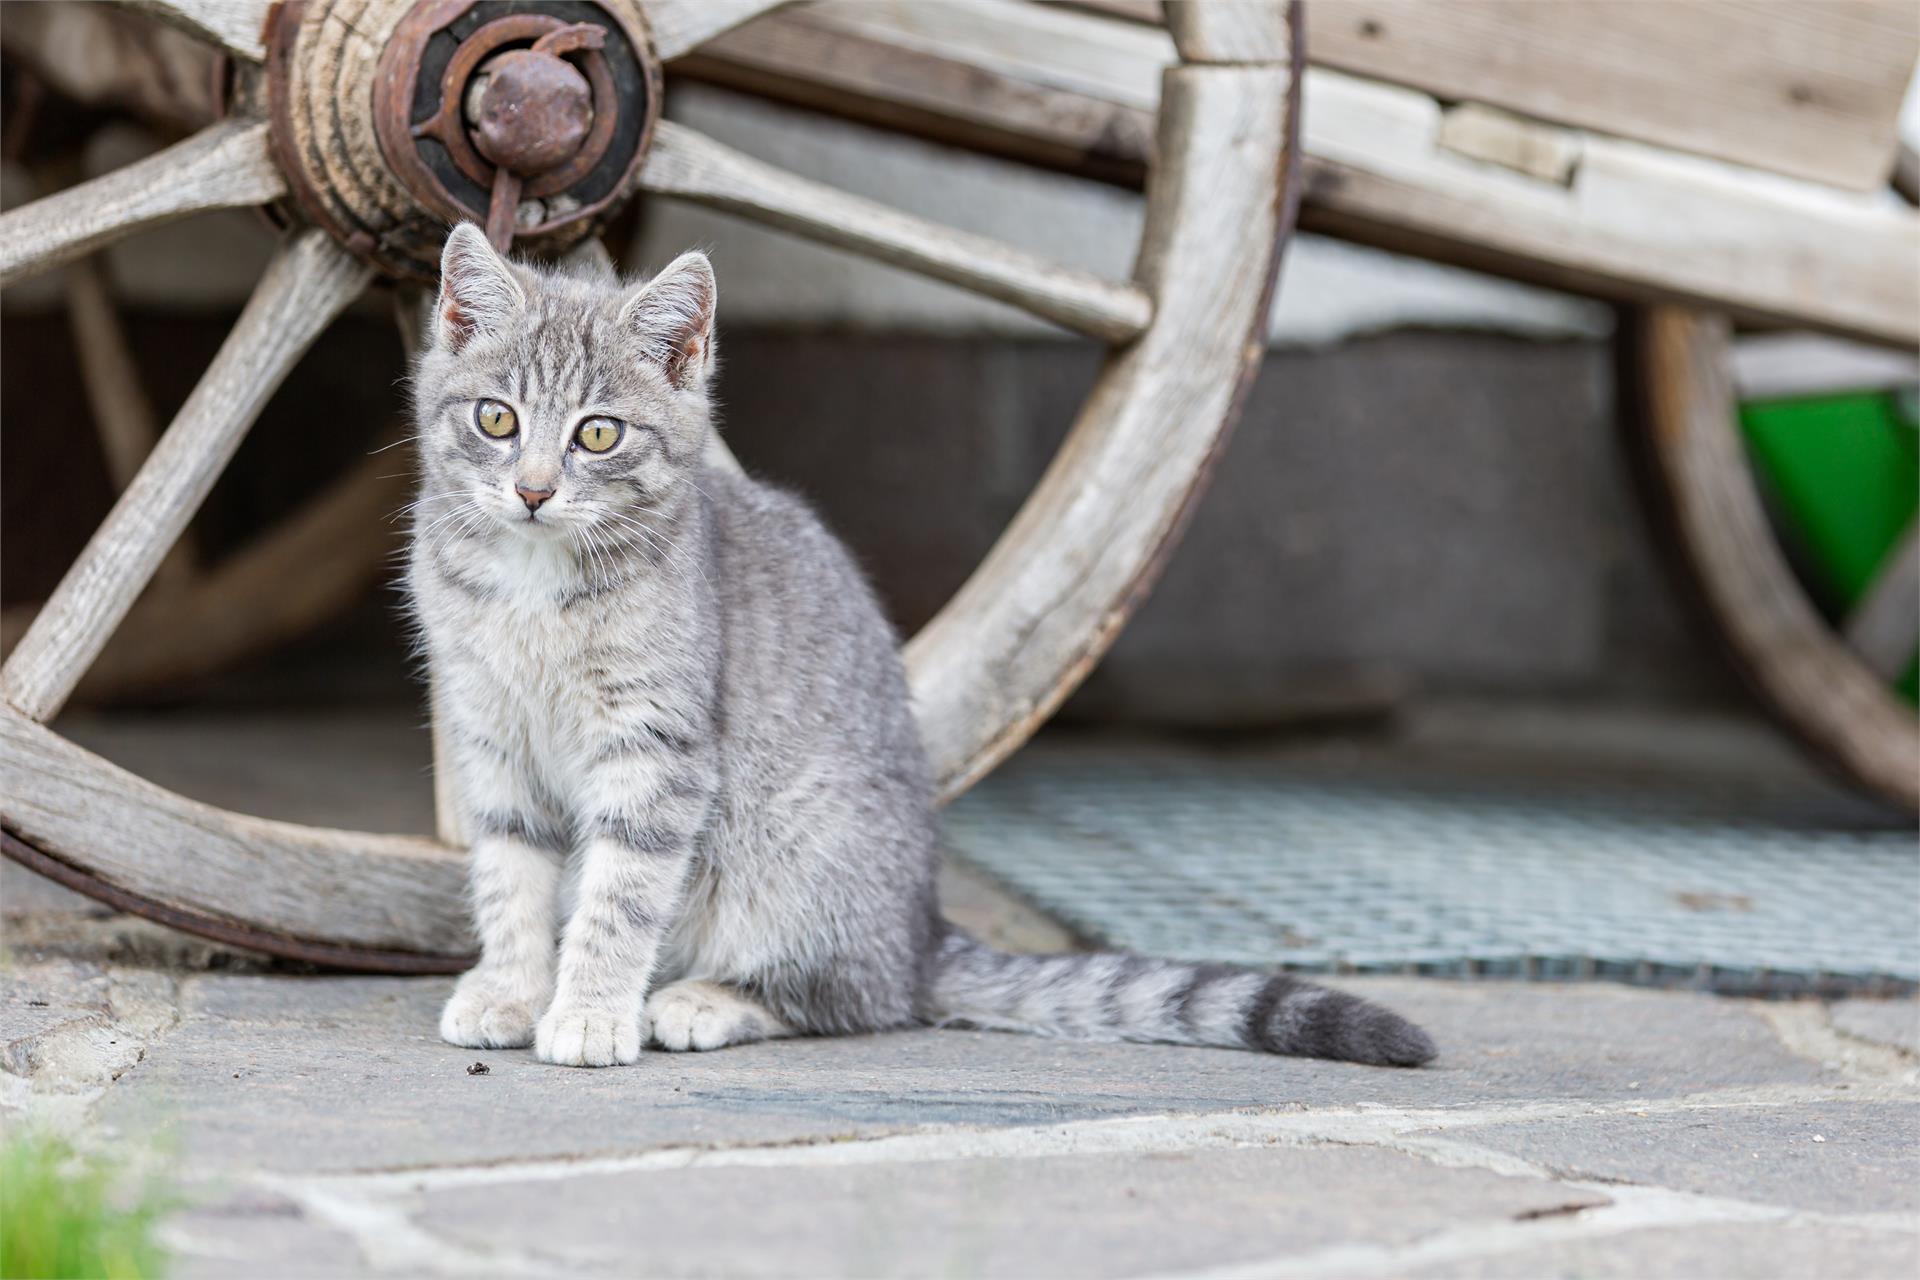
[515,485,556,515]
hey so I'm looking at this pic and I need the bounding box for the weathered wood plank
[1297,68,1919,349]
[2,230,371,723]
[676,1,1158,185]
[643,0,790,60]
[1164,0,1290,62]
[1309,1,1918,193]
[0,120,285,288]
[683,0,1920,348]
[638,121,1153,343]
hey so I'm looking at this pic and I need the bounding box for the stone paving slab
[164,1190,368,1280]
[408,1146,1612,1280]
[0,948,1911,1279]
[0,958,111,1055]
[1834,999,1920,1058]
[1432,1100,1920,1214]
[1401,1222,1920,1280]
[81,971,1842,1179]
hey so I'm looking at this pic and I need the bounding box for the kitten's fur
[406,223,1435,1069]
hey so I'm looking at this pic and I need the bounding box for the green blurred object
[0,1131,171,1280]
[1740,389,1920,702]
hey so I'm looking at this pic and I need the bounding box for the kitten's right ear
[434,223,525,353]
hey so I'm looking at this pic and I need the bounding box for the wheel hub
[265,0,660,281]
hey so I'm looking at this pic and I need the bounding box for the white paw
[535,1001,643,1067]
[440,968,547,1049]
[646,982,773,1052]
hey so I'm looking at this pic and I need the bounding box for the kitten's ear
[619,251,716,390]
[434,223,525,353]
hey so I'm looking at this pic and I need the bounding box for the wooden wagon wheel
[0,0,1302,970]
[1628,306,1920,816]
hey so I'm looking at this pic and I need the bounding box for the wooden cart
[1,1,1915,971]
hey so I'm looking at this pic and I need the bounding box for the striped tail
[927,930,1436,1067]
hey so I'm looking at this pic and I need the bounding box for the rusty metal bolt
[471,49,592,176]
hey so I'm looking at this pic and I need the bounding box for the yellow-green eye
[475,400,517,438]
[575,418,623,453]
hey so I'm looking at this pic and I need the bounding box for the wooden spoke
[639,122,1153,344]
[66,260,161,493]
[642,0,789,61]
[0,446,409,705]
[1632,306,1920,814]
[119,0,272,62]
[63,255,198,590]
[1844,519,1920,682]
[0,1,223,131]
[2,230,372,724]
[0,120,285,288]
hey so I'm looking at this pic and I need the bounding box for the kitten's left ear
[620,251,716,391]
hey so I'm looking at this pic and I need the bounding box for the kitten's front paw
[534,1002,643,1067]
[440,969,546,1049]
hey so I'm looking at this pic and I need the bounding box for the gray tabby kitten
[406,223,1435,1070]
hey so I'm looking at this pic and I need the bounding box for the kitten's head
[411,222,716,540]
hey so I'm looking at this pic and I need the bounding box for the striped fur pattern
[406,224,1434,1069]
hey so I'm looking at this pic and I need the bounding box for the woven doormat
[944,725,1920,996]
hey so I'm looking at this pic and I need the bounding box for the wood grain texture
[638,121,1153,343]
[1297,68,1919,349]
[905,59,1295,799]
[2,230,371,724]
[684,0,1920,348]
[643,0,790,60]
[0,120,285,288]
[1309,1,1918,193]
[122,0,272,61]
[0,708,473,955]
[676,0,1162,185]
[1632,307,1919,815]
[1164,0,1290,62]
[1844,520,1920,683]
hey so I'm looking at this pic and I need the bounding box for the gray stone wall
[717,329,1736,726]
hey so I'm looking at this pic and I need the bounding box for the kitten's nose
[515,485,556,513]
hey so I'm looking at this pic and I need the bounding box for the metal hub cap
[266,0,660,280]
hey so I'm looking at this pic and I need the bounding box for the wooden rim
[1,829,468,973]
[0,1,1304,968]
[1625,305,1920,816]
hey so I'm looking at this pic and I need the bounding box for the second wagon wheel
[0,0,1303,970]
[1628,307,1920,817]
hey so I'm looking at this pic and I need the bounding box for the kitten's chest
[428,539,684,749]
